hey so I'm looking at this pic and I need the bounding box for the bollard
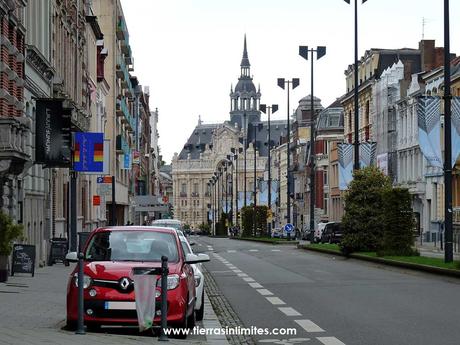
[159,255,169,341]
[76,251,85,334]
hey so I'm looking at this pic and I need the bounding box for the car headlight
[194,274,201,287]
[73,273,92,289]
[156,274,180,290]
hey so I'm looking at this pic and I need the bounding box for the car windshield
[84,230,179,262]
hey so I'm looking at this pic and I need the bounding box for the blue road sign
[284,223,294,233]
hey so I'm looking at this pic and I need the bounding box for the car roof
[92,226,177,235]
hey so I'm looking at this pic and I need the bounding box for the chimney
[419,39,435,72]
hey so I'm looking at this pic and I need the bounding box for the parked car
[320,222,343,244]
[65,226,209,338]
[151,219,186,235]
[315,222,333,243]
[271,228,282,238]
[301,229,315,241]
[177,233,205,321]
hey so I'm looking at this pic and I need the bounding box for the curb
[230,237,299,245]
[298,245,460,279]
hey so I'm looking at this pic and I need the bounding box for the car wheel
[187,307,196,329]
[195,289,205,321]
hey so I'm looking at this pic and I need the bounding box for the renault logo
[119,277,131,290]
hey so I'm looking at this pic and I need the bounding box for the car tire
[187,307,196,329]
[195,289,205,321]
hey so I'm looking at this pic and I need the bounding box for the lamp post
[299,45,326,233]
[231,147,243,227]
[243,111,248,208]
[343,0,368,170]
[443,0,453,263]
[252,123,263,236]
[213,175,217,235]
[277,78,299,224]
[260,104,278,234]
[227,154,235,226]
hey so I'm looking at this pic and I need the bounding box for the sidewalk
[414,242,460,260]
[0,264,227,345]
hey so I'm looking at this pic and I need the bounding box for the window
[197,200,199,207]
[193,183,199,194]
[181,183,186,194]
[324,171,328,186]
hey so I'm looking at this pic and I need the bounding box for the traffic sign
[93,195,101,206]
[97,176,112,184]
[284,223,294,233]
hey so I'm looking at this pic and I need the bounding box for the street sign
[97,176,113,184]
[284,223,294,233]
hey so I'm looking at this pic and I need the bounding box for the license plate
[104,301,136,310]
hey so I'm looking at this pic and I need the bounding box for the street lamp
[443,0,453,263]
[252,123,263,236]
[277,78,300,225]
[243,111,248,208]
[260,104,278,234]
[299,45,326,233]
[343,0,368,170]
[231,147,243,227]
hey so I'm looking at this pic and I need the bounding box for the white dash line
[243,277,255,282]
[227,250,236,253]
[295,319,325,333]
[232,269,242,273]
[316,336,346,345]
[271,249,281,252]
[237,273,248,277]
[256,289,273,296]
[266,297,285,305]
[249,282,263,289]
[248,249,259,252]
[278,307,301,316]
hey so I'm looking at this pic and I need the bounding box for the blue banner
[452,97,460,167]
[123,149,132,170]
[270,180,279,206]
[258,180,269,206]
[238,192,252,207]
[338,143,353,191]
[73,132,104,172]
[417,96,442,168]
[359,142,377,168]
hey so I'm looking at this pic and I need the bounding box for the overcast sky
[120,0,459,164]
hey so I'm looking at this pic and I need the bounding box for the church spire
[240,34,250,77]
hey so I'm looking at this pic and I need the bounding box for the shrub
[0,211,24,256]
[340,166,391,254]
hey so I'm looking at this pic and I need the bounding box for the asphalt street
[196,236,460,345]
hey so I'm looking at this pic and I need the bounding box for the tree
[380,188,416,256]
[340,166,391,254]
[0,211,23,282]
[241,205,268,237]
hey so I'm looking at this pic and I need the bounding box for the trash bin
[133,268,159,332]
[48,238,69,266]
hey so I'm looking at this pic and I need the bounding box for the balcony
[180,192,187,197]
[191,192,199,197]
[116,98,135,131]
[116,16,128,41]
[116,134,128,154]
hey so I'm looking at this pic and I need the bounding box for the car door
[179,238,196,313]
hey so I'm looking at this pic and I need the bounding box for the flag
[359,142,377,168]
[258,180,268,205]
[338,143,353,191]
[417,96,442,168]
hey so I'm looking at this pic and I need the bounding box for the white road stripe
[249,282,263,289]
[227,250,236,253]
[294,319,325,333]
[248,249,259,252]
[256,289,273,296]
[271,249,281,252]
[278,307,301,316]
[317,337,346,345]
[243,277,255,282]
[266,297,285,305]
[232,269,242,273]
[237,273,248,277]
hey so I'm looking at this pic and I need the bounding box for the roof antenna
[422,17,426,39]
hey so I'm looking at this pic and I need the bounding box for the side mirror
[185,253,210,264]
[65,252,78,263]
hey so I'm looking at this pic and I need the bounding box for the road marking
[243,277,255,282]
[249,282,263,289]
[266,297,285,305]
[232,269,242,273]
[259,338,311,344]
[211,270,234,274]
[256,289,273,296]
[237,273,248,277]
[278,307,301,316]
[317,337,346,345]
[271,249,281,252]
[227,250,236,253]
[249,249,259,252]
[294,320,325,333]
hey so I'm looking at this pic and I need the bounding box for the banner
[270,180,279,206]
[451,97,460,167]
[359,142,377,168]
[377,153,388,175]
[338,143,353,191]
[417,96,442,168]
[73,132,104,172]
[35,99,71,167]
[258,180,268,205]
[238,192,252,207]
[221,199,232,213]
[123,149,132,170]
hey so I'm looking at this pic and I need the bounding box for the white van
[314,222,333,243]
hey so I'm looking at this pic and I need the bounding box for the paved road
[197,236,460,345]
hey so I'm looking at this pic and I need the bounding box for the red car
[65,226,209,336]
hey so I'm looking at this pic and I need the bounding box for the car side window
[180,240,191,257]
